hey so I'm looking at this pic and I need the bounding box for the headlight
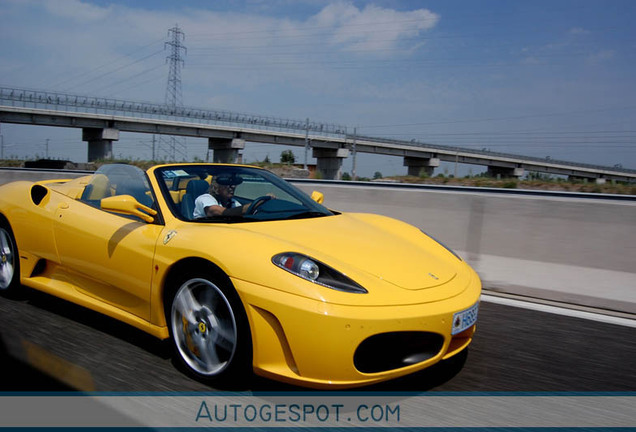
[272,252,367,294]
[421,230,463,262]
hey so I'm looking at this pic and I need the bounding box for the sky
[1,0,635,177]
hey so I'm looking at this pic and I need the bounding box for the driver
[193,174,247,218]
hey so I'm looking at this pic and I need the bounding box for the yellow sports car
[0,163,480,388]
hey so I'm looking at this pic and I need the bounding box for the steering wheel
[246,195,273,215]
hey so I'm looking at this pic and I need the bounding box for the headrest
[186,179,210,195]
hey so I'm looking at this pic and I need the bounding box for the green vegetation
[390,174,636,195]
[280,150,295,164]
[0,159,25,168]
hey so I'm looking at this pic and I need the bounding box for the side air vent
[30,259,47,277]
[31,185,49,206]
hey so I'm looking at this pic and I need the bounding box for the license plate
[452,302,479,335]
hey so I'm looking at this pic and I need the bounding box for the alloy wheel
[171,278,238,376]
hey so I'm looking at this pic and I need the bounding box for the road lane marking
[481,294,636,328]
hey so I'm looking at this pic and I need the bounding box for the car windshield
[155,165,334,223]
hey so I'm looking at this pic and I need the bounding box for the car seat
[180,179,210,219]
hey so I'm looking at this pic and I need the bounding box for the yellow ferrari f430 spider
[0,163,480,388]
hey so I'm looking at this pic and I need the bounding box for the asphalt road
[1,287,635,392]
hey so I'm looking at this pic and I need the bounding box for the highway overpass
[1,86,635,182]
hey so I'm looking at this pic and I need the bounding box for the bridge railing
[352,134,636,175]
[0,86,347,138]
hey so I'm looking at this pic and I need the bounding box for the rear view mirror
[311,191,324,204]
[101,195,157,223]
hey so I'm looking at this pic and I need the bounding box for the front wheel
[0,223,20,296]
[168,274,252,386]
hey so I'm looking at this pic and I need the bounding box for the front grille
[353,331,444,374]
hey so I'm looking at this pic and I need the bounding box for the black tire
[167,271,252,387]
[0,222,20,296]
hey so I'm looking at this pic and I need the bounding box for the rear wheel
[168,273,252,386]
[0,223,19,296]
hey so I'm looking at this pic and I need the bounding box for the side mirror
[101,195,157,223]
[311,191,324,204]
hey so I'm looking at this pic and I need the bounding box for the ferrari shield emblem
[163,230,177,245]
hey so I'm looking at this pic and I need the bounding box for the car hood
[239,213,460,290]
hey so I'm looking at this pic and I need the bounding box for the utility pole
[165,25,186,108]
[164,24,187,160]
[304,118,309,170]
[352,127,357,180]
[454,151,459,178]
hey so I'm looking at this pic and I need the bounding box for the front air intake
[354,331,444,374]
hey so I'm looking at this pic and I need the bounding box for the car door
[52,166,164,321]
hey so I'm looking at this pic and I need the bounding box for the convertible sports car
[0,163,480,388]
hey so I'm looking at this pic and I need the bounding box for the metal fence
[0,87,346,138]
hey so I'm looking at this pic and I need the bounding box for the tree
[280,150,295,164]
[373,171,383,180]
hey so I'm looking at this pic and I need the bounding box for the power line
[358,106,636,129]
[46,38,165,90]
[107,72,167,99]
[413,130,636,137]
[91,63,165,95]
[64,49,165,93]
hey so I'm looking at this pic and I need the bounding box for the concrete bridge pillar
[313,148,349,180]
[569,175,606,184]
[487,166,525,179]
[208,138,245,164]
[404,156,440,177]
[82,128,119,162]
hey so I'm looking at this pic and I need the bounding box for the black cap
[215,173,243,186]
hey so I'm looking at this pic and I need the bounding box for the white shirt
[193,194,241,218]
